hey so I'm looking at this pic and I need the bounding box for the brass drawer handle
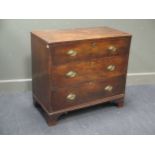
[66,71,77,78]
[105,85,113,92]
[67,50,77,56]
[108,45,117,53]
[66,93,76,101]
[107,65,115,71]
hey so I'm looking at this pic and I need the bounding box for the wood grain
[32,27,131,43]
[51,37,130,65]
[51,75,126,111]
[51,55,129,88]
[31,34,52,112]
[31,26,132,125]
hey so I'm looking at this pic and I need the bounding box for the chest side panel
[31,34,52,112]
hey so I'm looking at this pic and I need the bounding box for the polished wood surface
[52,56,128,88]
[31,27,131,43]
[31,27,132,126]
[51,75,126,110]
[31,34,52,112]
[51,37,130,65]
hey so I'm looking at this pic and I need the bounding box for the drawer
[51,75,126,111]
[51,37,130,65]
[51,55,128,88]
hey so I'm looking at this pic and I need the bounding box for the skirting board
[0,73,155,92]
[127,73,155,85]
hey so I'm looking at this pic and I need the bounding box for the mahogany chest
[31,27,132,126]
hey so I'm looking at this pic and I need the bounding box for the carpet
[0,85,155,135]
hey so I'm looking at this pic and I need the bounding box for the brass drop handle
[67,50,77,56]
[107,65,116,71]
[105,85,113,92]
[108,45,117,53]
[66,93,76,101]
[66,71,77,78]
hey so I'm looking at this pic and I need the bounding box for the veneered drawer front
[51,55,128,88]
[51,75,126,111]
[51,37,131,65]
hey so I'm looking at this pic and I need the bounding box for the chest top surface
[31,26,131,44]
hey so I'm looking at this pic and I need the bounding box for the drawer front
[51,55,128,88]
[51,37,130,65]
[51,75,126,111]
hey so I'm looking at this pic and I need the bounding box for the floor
[0,85,155,135]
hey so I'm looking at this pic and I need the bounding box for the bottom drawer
[51,75,126,111]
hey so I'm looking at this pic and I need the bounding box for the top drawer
[51,37,131,65]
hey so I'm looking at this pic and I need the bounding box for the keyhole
[92,42,96,48]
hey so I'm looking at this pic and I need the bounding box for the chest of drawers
[31,27,132,126]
